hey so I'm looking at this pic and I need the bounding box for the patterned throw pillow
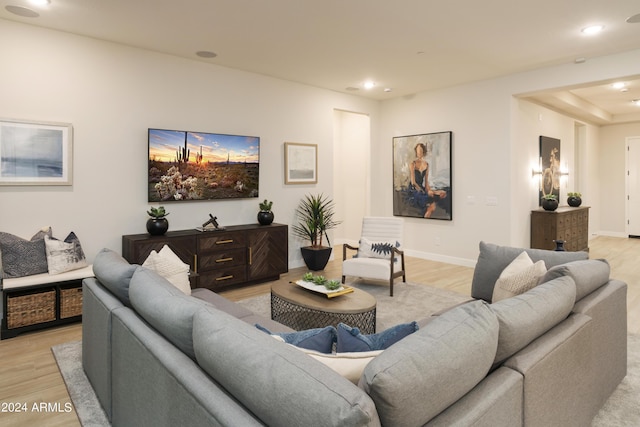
[491,251,547,302]
[44,232,88,275]
[0,227,52,278]
[357,237,401,259]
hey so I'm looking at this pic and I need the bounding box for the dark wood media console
[122,223,288,290]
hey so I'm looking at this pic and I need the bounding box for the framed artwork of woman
[393,131,452,220]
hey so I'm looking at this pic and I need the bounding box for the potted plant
[567,192,582,207]
[541,194,559,211]
[292,193,341,271]
[257,199,274,225]
[146,206,169,235]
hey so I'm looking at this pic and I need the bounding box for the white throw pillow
[142,245,191,295]
[269,335,382,383]
[492,251,546,302]
[357,237,400,259]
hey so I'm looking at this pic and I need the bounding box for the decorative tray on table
[293,274,354,298]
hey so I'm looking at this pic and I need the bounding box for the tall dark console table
[530,206,589,252]
[122,223,288,290]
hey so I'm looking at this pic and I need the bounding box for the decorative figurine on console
[197,214,225,231]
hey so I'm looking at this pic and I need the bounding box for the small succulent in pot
[257,199,274,225]
[567,192,582,207]
[146,206,169,235]
[147,206,169,219]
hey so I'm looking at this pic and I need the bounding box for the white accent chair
[341,217,406,296]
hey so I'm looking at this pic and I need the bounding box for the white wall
[0,20,379,268]
[333,110,370,246]
[599,122,640,236]
[379,48,640,263]
[3,19,640,270]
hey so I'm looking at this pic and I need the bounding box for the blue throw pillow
[255,324,336,354]
[336,322,419,352]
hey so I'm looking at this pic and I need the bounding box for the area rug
[52,281,639,426]
[237,281,473,331]
[51,341,109,427]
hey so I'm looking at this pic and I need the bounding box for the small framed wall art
[284,142,317,184]
[0,118,73,186]
[392,131,452,220]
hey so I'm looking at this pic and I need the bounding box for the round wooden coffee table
[271,282,377,333]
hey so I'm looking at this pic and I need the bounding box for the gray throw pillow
[0,227,52,278]
[471,241,588,302]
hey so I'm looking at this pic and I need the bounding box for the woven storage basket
[7,289,56,329]
[60,287,83,318]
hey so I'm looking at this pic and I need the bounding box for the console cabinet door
[122,235,196,268]
[247,225,288,281]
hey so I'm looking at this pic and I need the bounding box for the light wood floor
[0,235,637,426]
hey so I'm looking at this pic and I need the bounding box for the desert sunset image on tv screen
[148,128,259,202]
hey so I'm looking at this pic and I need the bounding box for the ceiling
[2,0,640,125]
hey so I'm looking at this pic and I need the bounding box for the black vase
[542,199,558,211]
[567,196,582,207]
[146,218,169,235]
[257,211,274,225]
[300,246,332,271]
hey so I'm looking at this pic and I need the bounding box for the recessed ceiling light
[581,25,604,35]
[612,82,626,89]
[384,88,392,93]
[633,99,640,106]
[5,5,39,17]
[627,13,640,23]
[363,81,375,90]
[196,51,217,58]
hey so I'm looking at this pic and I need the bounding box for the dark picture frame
[393,131,452,220]
[538,135,561,205]
[148,128,260,202]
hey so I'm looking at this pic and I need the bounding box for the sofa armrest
[504,312,594,427]
[426,367,523,427]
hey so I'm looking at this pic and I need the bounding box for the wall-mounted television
[148,128,260,202]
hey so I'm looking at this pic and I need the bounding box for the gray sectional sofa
[82,242,627,426]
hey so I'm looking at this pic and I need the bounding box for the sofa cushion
[489,275,576,365]
[540,259,610,301]
[471,241,588,302]
[0,227,52,278]
[492,252,547,302]
[336,322,418,352]
[129,266,210,360]
[256,324,336,353]
[359,300,498,427]
[193,307,380,427]
[93,248,138,306]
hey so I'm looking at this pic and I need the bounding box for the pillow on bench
[0,227,52,278]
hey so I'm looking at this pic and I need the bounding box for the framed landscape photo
[393,131,452,220]
[284,142,317,184]
[0,118,73,186]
